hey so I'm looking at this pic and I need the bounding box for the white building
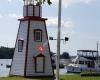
[10,0,54,79]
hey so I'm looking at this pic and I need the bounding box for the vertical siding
[26,21,53,76]
[10,21,28,76]
[23,5,27,17]
[28,6,33,16]
[36,57,44,72]
[34,6,39,17]
[40,7,42,17]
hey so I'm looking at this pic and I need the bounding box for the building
[10,0,54,79]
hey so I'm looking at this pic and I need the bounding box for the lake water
[0,59,12,77]
[0,59,67,77]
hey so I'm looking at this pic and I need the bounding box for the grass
[0,76,53,80]
[0,77,27,80]
[80,72,100,76]
[0,75,100,80]
[60,74,100,80]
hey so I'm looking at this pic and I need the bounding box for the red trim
[44,21,55,78]
[36,53,45,57]
[33,5,34,16]
[26,5,28,16]
[39,6,40,17]
[24,20,30,77]
[9,21,21,75]
[19,17,47,21]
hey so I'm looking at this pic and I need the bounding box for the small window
[18,40,24,52]
[34,29,42,42]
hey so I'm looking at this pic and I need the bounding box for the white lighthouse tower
[10,0,54,79]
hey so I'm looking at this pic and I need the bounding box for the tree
[0,47,14,59]
[35,0,52,6]
[61,52,70,59]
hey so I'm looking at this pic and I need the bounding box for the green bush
[80,72,100,76]
[53,64,65,69]
[0,47,14,59]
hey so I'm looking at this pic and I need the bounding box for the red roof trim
[24,20,30,77]
[35,53,45,57]
[18,16,47,21]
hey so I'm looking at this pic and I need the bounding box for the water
[0,59,12,77]
[60,67,67,75]
[0,59,67,77]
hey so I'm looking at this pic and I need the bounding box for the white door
[36,57,44,73]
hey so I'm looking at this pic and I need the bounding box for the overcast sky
[0,0,100,55]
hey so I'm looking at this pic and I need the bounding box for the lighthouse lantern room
[10,0,54,79]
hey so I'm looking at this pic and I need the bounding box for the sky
[0,0,100,55]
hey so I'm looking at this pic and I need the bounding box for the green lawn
[60,75,100,80]
[0,75,100,80]
[0,76,53,80]
[0,77,26,80]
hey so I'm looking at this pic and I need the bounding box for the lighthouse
[10,0,54,79]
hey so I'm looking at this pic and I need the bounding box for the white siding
[28,6,33,16]
[10,20,53,77]
[23,5,42,17]
[23,5,27,17]
[10,21,28,76]
[34,6,39,17]
[26,21,53,76]
[36,57,44,72]
[40,7,42,17]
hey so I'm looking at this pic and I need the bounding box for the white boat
[67,50,100,73]
[0,64,6,69]
[0,59,12,69]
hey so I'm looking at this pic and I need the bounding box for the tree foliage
[60,52,70,59]
[35,0,52,6]
[0,47,14,59]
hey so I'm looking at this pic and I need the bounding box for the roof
[77,50,97,52]
[18,16,47,21]
[35,53,45,57]
[72,56,96,62]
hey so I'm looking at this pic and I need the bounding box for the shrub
[53,64,65,69]
[80,72,100,76]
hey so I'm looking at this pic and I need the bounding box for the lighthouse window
[34,29,42,42]
[18,40,24,52]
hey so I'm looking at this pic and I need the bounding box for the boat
[67,50,100,73]
[0,64,6,69]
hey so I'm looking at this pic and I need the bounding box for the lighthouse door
[35,56,45,73]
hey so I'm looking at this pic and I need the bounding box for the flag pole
[56,0,62,80]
